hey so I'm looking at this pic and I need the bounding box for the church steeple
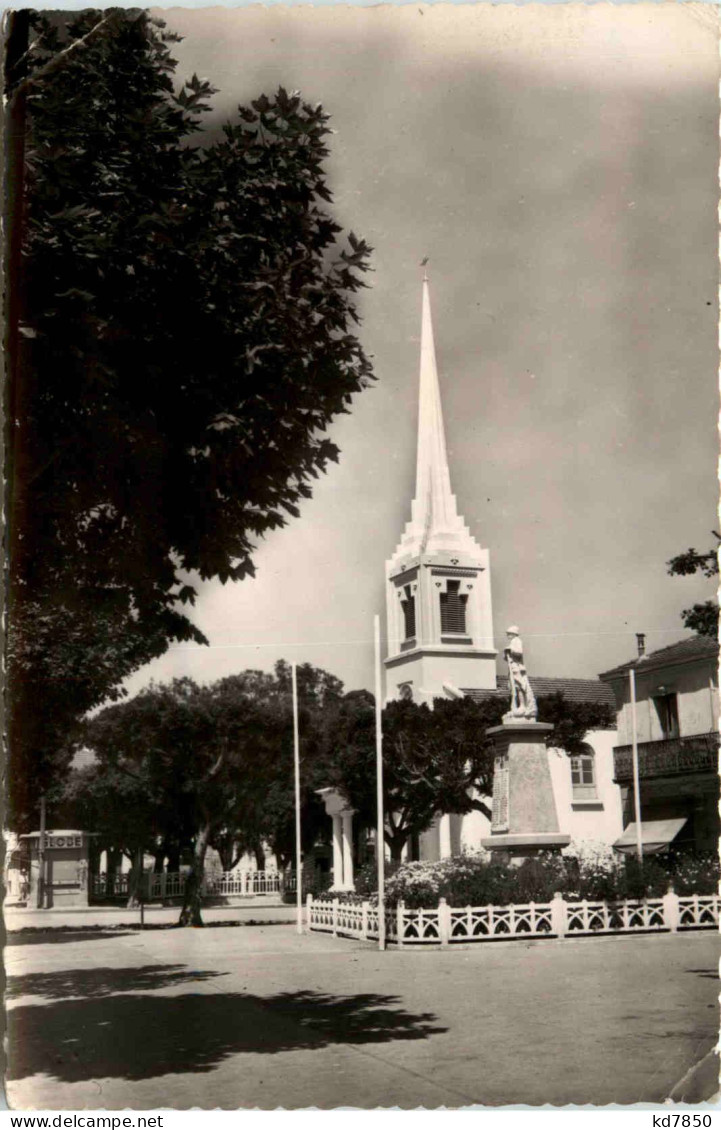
[384,275,496,702]
[407,277,473,558]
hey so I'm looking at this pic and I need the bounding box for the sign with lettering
[491,754,509,832]
[45,835,83,850]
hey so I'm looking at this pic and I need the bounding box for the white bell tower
[384,276,496,702]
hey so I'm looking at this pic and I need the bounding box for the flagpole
[292,662,303,934]
[374,615,386,951]
[629,665,643,865]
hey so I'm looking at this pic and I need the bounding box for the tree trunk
[253,842,265,872]
[126,846,144,908]
[389,836,406,865]
[178,824,212,927]
[153,846,167,873]
[167,846,180,873]
[107,848,120,895]
[217,839,236,872]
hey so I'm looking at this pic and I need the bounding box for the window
[653,692,679,739]
[440,580,468,634]
[401,585,416,640]
[570,747,597,799]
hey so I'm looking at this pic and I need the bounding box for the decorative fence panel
[147,872,186,900]
[92,873,131,899]
[449,901,554,942]
[564,898,666,935]
[678,895,720,930]
[203,871,289,897]
[307,891,720,947]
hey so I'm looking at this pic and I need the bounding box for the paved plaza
[5,922,719,1109]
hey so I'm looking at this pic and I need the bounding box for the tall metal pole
[629,666,643,865]
[292,662,303,934]
[374,615,386,951]
[37,793,46,909]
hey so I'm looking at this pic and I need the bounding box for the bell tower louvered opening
[401,585,416,640]
[440,580,467,634]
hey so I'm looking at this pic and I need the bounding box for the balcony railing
[613,731,720,782]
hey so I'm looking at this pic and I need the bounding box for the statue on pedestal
[503,625,537,722]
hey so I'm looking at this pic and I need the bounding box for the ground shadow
[7,929,139,947]
[685,968,719,980]
[8,964,227,1001]
[8,982,446,1083]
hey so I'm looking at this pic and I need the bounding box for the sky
[120,3,719,700]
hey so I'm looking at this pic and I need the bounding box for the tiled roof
[461,675,616,710]
[599,635,719,680]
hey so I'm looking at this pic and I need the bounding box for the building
[326,275,623,873]
[599,635,720,854]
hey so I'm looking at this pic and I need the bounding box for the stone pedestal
[481,722,570,864]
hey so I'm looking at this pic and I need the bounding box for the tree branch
[11,13,115,99]
[470,798,492,821]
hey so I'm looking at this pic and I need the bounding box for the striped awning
[613,818,687,855]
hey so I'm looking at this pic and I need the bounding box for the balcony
[613,731,720,783]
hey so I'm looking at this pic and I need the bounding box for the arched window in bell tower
[401,585,416,640]
[440,580,467,634]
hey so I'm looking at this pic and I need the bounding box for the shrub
[660,850,720,896]
[332,843,719,910]
[614,855,669,900]
[353,859,401,899]
[385,861,442,909]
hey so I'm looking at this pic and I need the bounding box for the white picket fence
[146,870,295,900]
[307,890,720,946]
[93,870,294,901]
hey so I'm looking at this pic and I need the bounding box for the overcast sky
[121,3,718,699]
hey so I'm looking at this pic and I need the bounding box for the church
[320,276,623,882]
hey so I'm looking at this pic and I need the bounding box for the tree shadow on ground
[8,964,227,1001]
[7,929,138,947]
[8,979,446,1083]
[685,968,718,980]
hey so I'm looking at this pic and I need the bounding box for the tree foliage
[75,661,343,924]
[326,692,615,862]
[5,10,373,828]
[667,533,719,638]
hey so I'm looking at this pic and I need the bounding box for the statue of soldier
[503,625,537,721]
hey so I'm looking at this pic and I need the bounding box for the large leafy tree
[79,661,344,925]
[327,692,615,862]
[667,534,719,638]
[82,675,286,925]
[327,695,502,862]
[5,10,373,828]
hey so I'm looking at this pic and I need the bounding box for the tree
[81,661,345,924]
[83,675,284,925]
[326,692,615,862]
[5,10,373,828]
[667,534,719,638]
[205,661,344,872]
[326,695,498,862]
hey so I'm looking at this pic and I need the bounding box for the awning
[613,817,687,855]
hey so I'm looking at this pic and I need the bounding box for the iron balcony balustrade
[613,731,720,783]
